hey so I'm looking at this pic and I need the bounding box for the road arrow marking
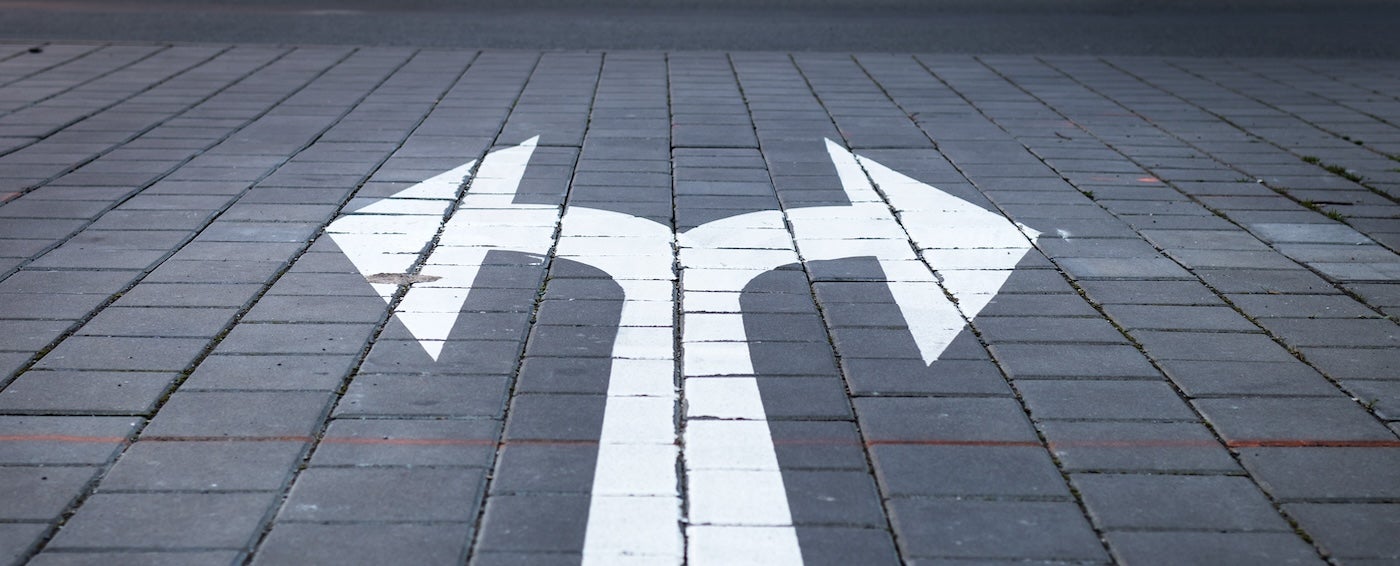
[327,137,1041,565]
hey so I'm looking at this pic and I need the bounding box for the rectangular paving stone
[887,499,1106,561]
[0,269,138,295]
[1017,380,1197,421]
[1250,222,1372,245]
[144,259,286,284]
[1256,318,1398,348]
[28,551,245,566]
[745,341,841,376]
[502,394,606,442]
[113,283,263,308]
[312,418,498,468]
[1343,380,1400,421]
[33,336,208,371]
[279,467,485,522]
[1284,503,1400,560]
[1036,237,1163,259]
[25,247,169,270]
[1298,347,1400,380]
[977,293,1102,317]
[197,221,320,243]
[1105,531,1325,566]
[216,322,375,355]
[242,294,390,324]
[1056,257,1195,280]
[1073,473,1290,531]
[1040,421,1238,473]
[514,356,613,395]
[76,307,237,338]
[102,440,306,492]
[783,470,887,527]
[769,420,868,471]
[0,198,109,219]
[0,292,110,320]
[1132,331,1297,363]
[335,374,508,418]
[855,397,1040,443]
[48,492,276,549]
[360,339,522,376]
[252,523,470,566]
[182,353,356,391]
[1238,447,1400,501]
[975,315,1127,343]
[0,218,86,239]
[1140,229,1275,251]
[0,465,100,520]
[871,444,1068,498]
[1103,304,1261,332]
[0,416,139,465]
[842,358,1013,396]
[471,552,578,566]
[0,370,177,415]
[88,210,213,231]
[990,343,1159,378]
[475,494,589,553]
[794,527,900,566]
[829,327,938,360]
[0,524,49,566]
[1227,293,1382,318]
[755,377,852,420]
[1166,249,1304,270]
[1193,397,1395,444]
[1157,359,1339,397]
[1195,268,1341,294]
[142,391,334,439]
[490,443,596,494]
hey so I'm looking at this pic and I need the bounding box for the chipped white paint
[329,137,1040,565]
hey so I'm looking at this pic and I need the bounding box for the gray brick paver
[46,492,277,550]
[0,44,1397,565]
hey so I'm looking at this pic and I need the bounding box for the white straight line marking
[571,207,683,565]
[688,526,804,566]
[684,420,783,470]
[679,210,803,564]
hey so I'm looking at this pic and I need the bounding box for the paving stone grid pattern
[0,43,1397,565]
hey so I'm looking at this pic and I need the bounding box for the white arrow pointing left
[326,137,547,360]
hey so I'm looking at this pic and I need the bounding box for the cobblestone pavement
[0,43,1397,565]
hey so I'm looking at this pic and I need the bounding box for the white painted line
[681,313,748,343]
[687,470,795,526]
[685,377,767,420]
[684,420,783,471]
[678,210,803,563]
[593,444,680,496]
[607,359,677,397]
[683,291,744,313]
[688,526,803,566]
[681,341,757,377]
[562,209,683,565]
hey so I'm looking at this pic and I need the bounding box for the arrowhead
[329,137,544,360]
[326,161,476,306]
[823,139,1040,365]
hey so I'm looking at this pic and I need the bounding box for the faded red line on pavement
[865,439,1043,447]
[0,434,127,443]
[138,435,599,447]
[1228,439,1400,448]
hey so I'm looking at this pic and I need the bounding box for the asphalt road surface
[0,0,1398,57]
